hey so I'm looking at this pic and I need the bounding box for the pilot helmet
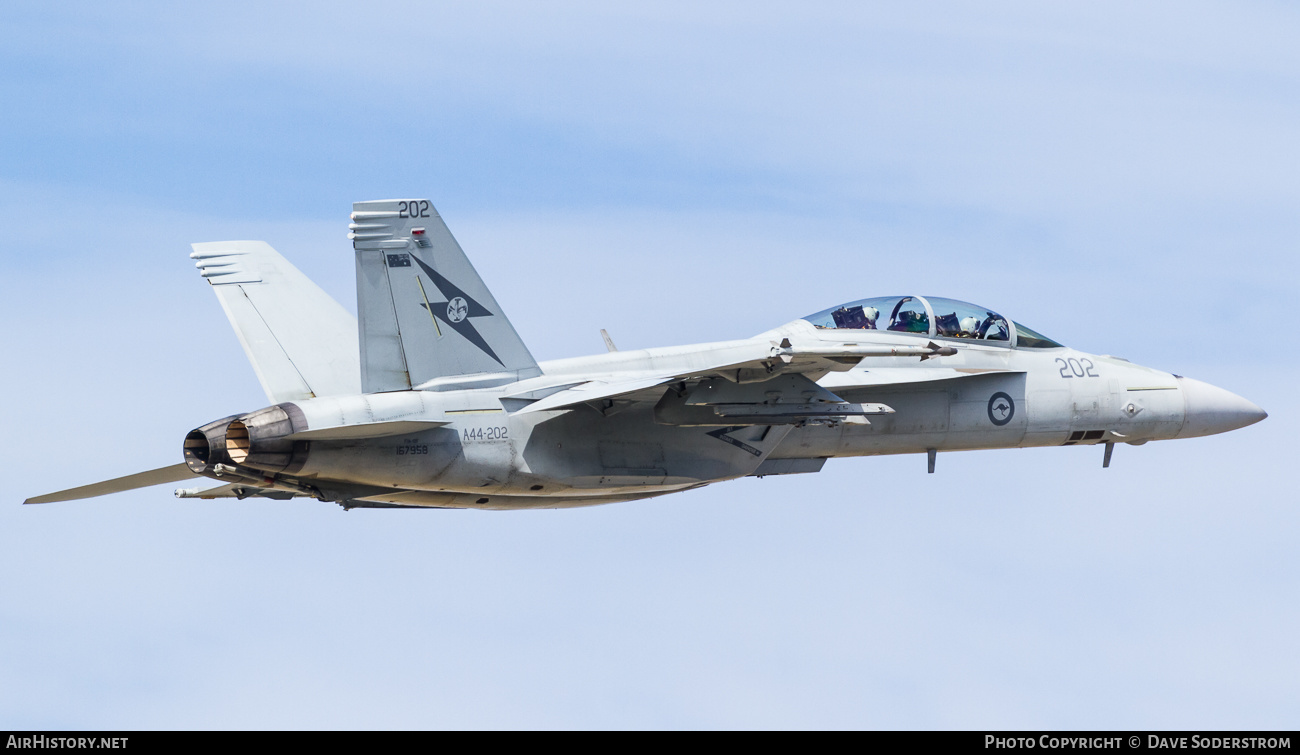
[959,316,980,336]
[863,307,879,326]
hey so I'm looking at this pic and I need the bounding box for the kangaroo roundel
[988,392,1015,426]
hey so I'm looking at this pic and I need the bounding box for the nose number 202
[1056,357,1098,378]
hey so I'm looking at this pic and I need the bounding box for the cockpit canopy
[803,295,1063,348]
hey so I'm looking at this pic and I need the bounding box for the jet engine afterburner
[220,404,309,475]
[183,415,238,475]
[183,404,309,480]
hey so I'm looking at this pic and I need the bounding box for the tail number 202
[399,200,430,218]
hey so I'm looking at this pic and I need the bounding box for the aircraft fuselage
[179,321,1261,510]
[28,200,1264,510]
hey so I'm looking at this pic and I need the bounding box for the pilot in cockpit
[981,314,1010,341]
[935,312,965,337]
[937,311,1009,340]
[830,305,880,329]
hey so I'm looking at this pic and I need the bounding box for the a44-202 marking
[463,426,508,443]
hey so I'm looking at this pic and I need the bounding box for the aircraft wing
[513,375,678,414]
[513,340,971,415]
[25,463,197,504]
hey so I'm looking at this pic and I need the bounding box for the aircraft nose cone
[1176,377,1267,439]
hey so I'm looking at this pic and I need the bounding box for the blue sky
[1,2,1296,729]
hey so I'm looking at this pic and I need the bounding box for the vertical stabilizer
[193,240,360,403]
[351,199,541,392]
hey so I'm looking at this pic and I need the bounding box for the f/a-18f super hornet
[26,199,1267,509]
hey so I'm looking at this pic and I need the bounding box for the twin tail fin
[351,199,541,392]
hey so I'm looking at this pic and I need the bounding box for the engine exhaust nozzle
[183,415,239,474]
[222,404,309,474]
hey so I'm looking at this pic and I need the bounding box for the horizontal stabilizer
[25,463,196,504]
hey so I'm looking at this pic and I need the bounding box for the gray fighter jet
[26,199,1267,509]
